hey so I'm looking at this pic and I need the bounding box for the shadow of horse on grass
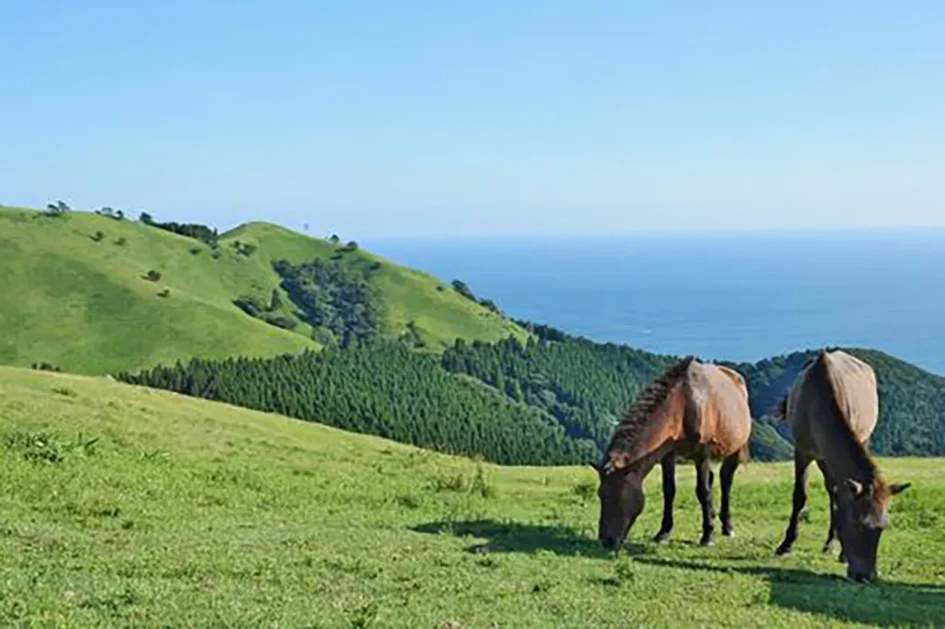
[412,519,944,625]
[411,518,652,558]
[633,556,945,626]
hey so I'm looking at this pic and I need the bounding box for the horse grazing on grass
[593,356,752,550]
[774,349,911,582]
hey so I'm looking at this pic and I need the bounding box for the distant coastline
[367,228,945,375]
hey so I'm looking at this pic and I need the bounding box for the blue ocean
[366,229,945,376]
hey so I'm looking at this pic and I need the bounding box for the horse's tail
[773,394,789,420]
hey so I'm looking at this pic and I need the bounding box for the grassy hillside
[2,367,943,627]
[0,207,524,374]
[117,341,598,466]
[224,222,524,349]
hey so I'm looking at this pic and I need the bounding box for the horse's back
[822,350,878,439]
[788,350,878,451]
[684,361,752,456]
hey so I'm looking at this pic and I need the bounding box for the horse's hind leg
[775,451,812,556]
[719,452,740,537]
[695,449,716,547]
[653,453,676,543]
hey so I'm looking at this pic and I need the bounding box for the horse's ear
[889,482,911,496]
[845,478,865,497]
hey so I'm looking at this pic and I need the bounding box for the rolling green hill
[1,366,943,626]
[5,205,945,465]
[0,206,524,374]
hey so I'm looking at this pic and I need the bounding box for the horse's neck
[623,399,683,477]
[627,441,674,479]
[820,416,877,483]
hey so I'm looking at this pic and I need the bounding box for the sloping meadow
[1,367,944,627]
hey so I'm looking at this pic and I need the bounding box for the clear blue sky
[2,1,943,237]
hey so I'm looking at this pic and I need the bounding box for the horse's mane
[606,356,696,454]
[773,349,828,420]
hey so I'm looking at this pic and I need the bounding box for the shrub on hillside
[3,430,99,464]
[451,280,476,301]
[479,298,502,315]
[31,362,61,372]
[145,270,162,282]
[269,289,283,312]
[311,326,337,347]
[263,315,297,330]
[96,207,125,220]
[233,296,265,317]
[232,241,257,257]
[401,320,426,349]
[140,212,219,247]
[42,201,70,217]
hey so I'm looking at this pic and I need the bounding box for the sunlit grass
[1,367,942,627]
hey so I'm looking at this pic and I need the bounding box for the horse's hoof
[722,526,735,538]
[775,544,792,556]
[699,537,714,547]
[653,531,670,544]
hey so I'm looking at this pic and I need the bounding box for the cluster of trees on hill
[42,200,71,217]
[233,289,297,331]
[451,280,503,315]
[273,258,383,347]
[95,207,125,220]
[441,331,675,447]
[139,212,220,247]
[440,327,945,460]
[116,342,596,465]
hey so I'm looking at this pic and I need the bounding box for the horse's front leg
[816,460,841,556]
[653,453,676,543]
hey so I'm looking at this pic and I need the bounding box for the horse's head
[838,477,910,582]
[592,452,644,551]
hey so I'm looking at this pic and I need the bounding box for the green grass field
[2,366,943,627]
[0,207,523,375]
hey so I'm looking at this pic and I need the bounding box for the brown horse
[774,349,910,582]
[593,356,752,550]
